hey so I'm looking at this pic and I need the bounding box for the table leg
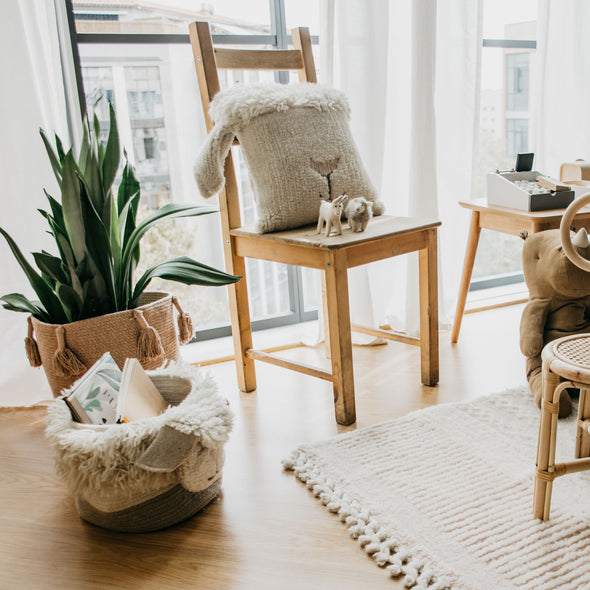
[419,228,439,386]
[451,211,481,343]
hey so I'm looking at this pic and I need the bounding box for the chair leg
[419,228,439,386]
[576,388,590,458]
[324,252,356,425]
[228,257,256,393]
[533,365,560,520]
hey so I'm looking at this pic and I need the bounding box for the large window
[68,0,321,339]
[471,0,537,289]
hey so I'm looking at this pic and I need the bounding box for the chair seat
[231,214,441,249]
[542,334,590,384]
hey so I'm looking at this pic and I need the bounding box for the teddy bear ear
[572,227,590,249]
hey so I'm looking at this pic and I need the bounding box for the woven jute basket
[25,292,194,397]
[45,364,233,533]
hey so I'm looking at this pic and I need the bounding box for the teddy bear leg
[528,363,572,418]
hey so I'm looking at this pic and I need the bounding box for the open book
[62,354,169,425]
[116,358,170,423]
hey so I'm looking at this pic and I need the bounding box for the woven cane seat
[541,334,590,385]
[553,336,590,368]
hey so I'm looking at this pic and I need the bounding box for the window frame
[62,0,320,340]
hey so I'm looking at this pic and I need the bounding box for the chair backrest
[189,21,317,231]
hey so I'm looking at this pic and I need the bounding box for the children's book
[116,358,169,423]
[62,352,122,425]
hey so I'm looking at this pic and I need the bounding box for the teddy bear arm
[520,298,551,357]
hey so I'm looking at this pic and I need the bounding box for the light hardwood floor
[0,304,526,590]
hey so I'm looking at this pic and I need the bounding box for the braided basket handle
[24,316,42,367]
[172,297,194,345]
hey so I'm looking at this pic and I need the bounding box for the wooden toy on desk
[317,194,348,237]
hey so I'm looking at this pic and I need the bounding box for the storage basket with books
[45,356,233,533]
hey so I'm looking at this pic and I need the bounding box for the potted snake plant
[0,102,240,395]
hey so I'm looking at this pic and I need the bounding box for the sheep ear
[136,425,198,473]
[193,126,235,198]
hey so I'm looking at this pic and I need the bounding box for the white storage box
[487,171,575,212]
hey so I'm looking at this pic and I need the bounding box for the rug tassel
[134,310,164,362]
[25,316,42,367]
[53,326,86,377]
[172,296,193,344]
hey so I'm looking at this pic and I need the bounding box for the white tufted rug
[283,387,590,589]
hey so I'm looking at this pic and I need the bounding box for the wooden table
[451,198,590,343]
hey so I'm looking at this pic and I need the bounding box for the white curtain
[0,0,73,403]
[533,0,590,176]
[320,0,483,336]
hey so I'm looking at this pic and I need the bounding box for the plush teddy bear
[520,228,590,417]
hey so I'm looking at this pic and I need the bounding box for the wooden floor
[0,304,526,590]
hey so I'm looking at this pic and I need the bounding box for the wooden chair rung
[214,48,304,71]
[246,349,333,382]
[351,324,420,347]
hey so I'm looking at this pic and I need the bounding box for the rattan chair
[534,334,590,520]
[189,21,440,425]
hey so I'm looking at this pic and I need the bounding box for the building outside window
[470,1,537,290]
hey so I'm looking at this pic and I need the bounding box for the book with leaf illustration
[62,352,122,425]
[62,353,169,425]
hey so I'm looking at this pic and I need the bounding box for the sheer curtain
[533,0,590,176]
[0,0,73,403]
[320,0,483,336]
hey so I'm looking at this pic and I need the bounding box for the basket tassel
[134,310,165,362]
[53,326,86,377]
[172,296,194,344]
[24,316,42,367]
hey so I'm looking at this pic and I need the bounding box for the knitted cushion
[45,362,233,532]
[194,82,385,233]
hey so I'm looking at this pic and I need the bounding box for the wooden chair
[189,21,441,425]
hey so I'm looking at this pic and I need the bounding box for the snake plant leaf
[0,227,67,323]
[0,293,49,321]
[57,283,83,322]
[131,256,240,303]
[122,203,218,266]
[85,137,104,214]
[120,203,219,300]
[33,251,70,285]
[107,194,122,278]
[43,190,65,231]
[39,128,63,189]
[78,119,90,177]
[102,102,120,191]
[55,133,66,163]
[61,152,87,265]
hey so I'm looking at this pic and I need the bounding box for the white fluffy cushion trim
[208,82,350,132]
[45,362,233,499]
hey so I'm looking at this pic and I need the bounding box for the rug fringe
[283,450,454,588]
